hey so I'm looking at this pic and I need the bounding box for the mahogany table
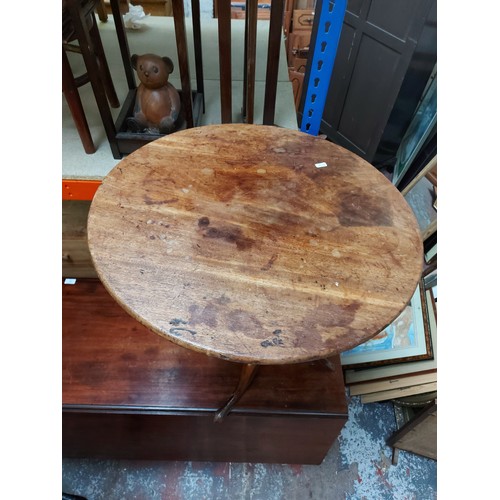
[87,124,423,421]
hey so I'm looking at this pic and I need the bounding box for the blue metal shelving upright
[300,0,347,136]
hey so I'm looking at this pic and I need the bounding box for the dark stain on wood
[212,170,267,203]
[72,361,109,386]
[338,192,393,227]
[120,353,138,362]
[198,216,210,227]
[290,302,363,350]
[170,318,189,326]
[261,329,285,347]
[143,347,160,356]
[227,309,263,337]
[197,215,254,250]
[188,303,218,328]
[261,253,278,271]
[291,328,325,350]
[202,226,254,250]
[261,337,284,348]
[307,302,361,328]
[214,294,231,305]
[169,327,197,336]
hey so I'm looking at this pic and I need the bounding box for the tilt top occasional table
[87,124,423,421]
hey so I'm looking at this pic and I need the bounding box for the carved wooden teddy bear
[127,53,181,134]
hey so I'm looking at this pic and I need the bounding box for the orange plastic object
[62,179,102,200]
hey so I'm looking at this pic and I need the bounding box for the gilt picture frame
[340,281,433,370]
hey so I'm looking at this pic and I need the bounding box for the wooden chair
[215,0,286,125]
[62,0,119,154]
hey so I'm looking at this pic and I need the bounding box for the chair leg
[62,48,96,154]
[67,0,120,158]
[89,18,120,108]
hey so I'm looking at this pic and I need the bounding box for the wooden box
[113,89,204,157]
[63,279,348,464]
[292,9,315,31]
[287,31,311,62]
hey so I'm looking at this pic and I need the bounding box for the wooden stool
[62,0,119,154]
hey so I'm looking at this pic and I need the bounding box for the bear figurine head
[131,53,174,89]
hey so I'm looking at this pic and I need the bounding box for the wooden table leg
[214,363,259,422]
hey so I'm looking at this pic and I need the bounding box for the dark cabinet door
[301,0,435,164]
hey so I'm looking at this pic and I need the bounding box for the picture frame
[340,281,433,370]
[402,156,437,243]
[344,287,437,384]
[392,69,437,188]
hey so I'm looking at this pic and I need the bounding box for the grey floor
[62,395,437,500]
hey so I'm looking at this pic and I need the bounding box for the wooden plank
[360,382,437,404]
[349,371,437,396]
[63,411,346,463]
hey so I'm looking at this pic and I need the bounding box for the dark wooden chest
[63,279,348,464]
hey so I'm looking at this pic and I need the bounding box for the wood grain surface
[63,279,347,413]
[87,124,423,364]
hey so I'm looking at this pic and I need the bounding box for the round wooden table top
[88,124,423,365]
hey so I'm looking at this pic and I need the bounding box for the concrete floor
[62,395,437,499]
